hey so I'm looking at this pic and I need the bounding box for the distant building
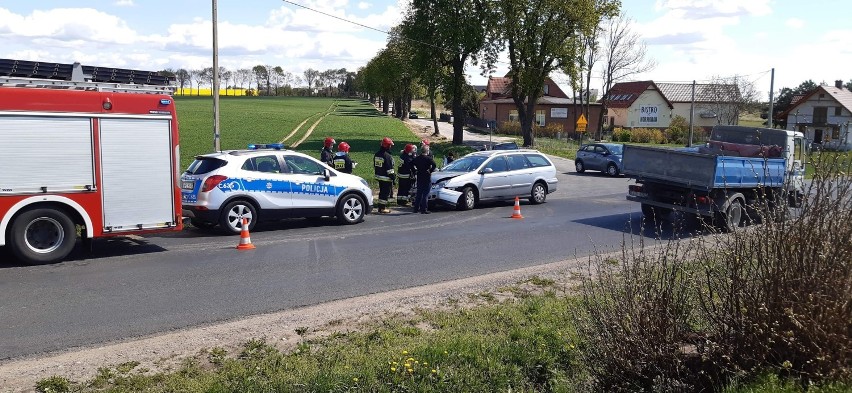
[478,75,603,133]
[779,80,852,151]
[603,81,740,130]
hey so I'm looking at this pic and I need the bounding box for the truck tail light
[696,195,710,204]
[201,175,227,192]
[629,185,644,193]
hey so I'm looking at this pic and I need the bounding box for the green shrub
[499,120,522,135]
[629,128,665,143]
[536,123,563,138]
[612,127,632,142]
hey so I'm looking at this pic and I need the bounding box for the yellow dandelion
[402,350,408,355]
[414,360,419,364]
[407,368,413,373]
[391,367,397,372]
[431,369,437,374]
[407,357,414,362]
[404,363,411,368]
[392,361,398,365]
[443,351,448,354]
[353,377,359,382]
[423,362,428,366]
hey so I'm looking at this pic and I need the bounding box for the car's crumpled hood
[430,171,468,184]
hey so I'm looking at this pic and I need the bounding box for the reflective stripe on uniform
[397,174,411,179]
[375,175,392,181]
[376,198,387,204]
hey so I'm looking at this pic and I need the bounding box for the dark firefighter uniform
[332,152,353,174]
[374,139,395,213]
[396,146,416,206]
[320,146,334,166]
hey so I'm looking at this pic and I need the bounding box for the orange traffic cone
[236,217,256,250]
[510,196,524,219]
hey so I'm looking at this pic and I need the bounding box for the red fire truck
[0,59,183,264]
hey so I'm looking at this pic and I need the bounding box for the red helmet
[338,141,350,153]
[421,139,430,146]
[381,137,394,148]
[324,137,336,148]
[403,144,416,154]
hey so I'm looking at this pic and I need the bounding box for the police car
[181,144,373,234]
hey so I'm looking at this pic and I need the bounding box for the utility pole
[768,68,775,128]
[688,80,695,146]
[212,0,221,151]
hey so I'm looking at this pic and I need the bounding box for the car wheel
[606,163,620,177]
[457,186,476,211]
[529,182,547,204]
[9,208,77,265]
[575,160,585,173]
[219,200,257,235]
[336,193,365,224]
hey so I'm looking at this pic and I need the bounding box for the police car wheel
[337,194,365,224]
[10,208,77,265]
[219,200,257,235]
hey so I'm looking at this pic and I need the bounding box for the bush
[630,128,666,144]
[574,152,852,391]
[499,120,522,136]
[613,127,632,142]
[536,123,563,138]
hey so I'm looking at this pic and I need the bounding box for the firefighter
[332,141,354,174]
[320,137,336,166]
[396,144,416,206]
[374,137,395,213]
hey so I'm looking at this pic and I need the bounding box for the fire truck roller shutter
[99,118,175,231]
[0,116,94,193]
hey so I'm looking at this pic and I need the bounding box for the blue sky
[2,0,850,97]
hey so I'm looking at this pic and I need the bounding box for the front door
[284,155,338,209]
[814,129,823,144]
[479,156,511,199]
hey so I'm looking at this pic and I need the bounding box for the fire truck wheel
[10,208,77,265]
[219,200,257,235]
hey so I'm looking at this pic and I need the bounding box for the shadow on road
[573,212,711,241]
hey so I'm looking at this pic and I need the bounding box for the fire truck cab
[0,59,183,264]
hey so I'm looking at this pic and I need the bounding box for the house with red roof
[779,80,852,151]
[478,75,603,134]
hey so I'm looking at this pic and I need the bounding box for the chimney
[836,80,844,89]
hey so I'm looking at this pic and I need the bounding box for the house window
[813,107,828,124]
[832,127,840,139]
[543,84,549,95]
[509,110,518,122]
[836,107,843,116]
[536,110,546,127]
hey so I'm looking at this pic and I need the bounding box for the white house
[780,80,852,151]
[604,81,740,130]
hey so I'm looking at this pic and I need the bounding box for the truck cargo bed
[622,145,786,190]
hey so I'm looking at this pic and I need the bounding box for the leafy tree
[303,69,319,95]
[252,65,268,96]
[175,69,190,93]
[845,79,852,91]
[491,0,619,146]
[403,0,495,144]
[191,69,204,96]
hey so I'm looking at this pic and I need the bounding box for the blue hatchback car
[575,143,624,176]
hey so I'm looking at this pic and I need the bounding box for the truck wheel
[457,186,476,211]
[219,200,257,235]
[9,208,77,265]
[530,182,547,204]
[717,198,743,232]
[575,160,586,173]
[336,193,365,224]
[606,163,620,177]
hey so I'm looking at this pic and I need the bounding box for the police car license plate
[181,180,195,190]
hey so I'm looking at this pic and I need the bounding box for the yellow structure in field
[175,88,249,96]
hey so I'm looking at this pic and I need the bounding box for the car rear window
[185,157,227,175]
[524,154,551,168]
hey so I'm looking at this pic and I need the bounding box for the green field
[175,97,418,183]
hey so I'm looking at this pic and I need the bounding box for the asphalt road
[0,156,684,360]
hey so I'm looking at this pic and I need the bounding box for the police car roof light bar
[247,143,285,150]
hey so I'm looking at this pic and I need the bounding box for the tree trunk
[451,56,467,145]
[382,97,389,114]
[430,89,440,137]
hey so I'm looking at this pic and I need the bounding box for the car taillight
[696,195,710,204]
[201,175,227,192]
[629,185,644,192]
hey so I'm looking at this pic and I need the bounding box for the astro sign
[639,105,659,125]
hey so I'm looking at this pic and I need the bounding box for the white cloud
[114,0,135,6]
[785,18,805,29]
[654,0,771,18]
[0,8,139,44]
[358,2,371,10]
